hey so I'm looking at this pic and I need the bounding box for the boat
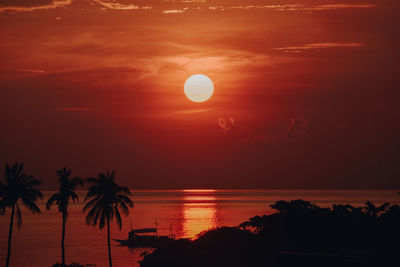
[114,219,176,248]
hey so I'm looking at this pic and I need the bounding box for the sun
[184,74,214,103]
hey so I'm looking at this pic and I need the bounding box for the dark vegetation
[0,162,133,267]
[1,161,399,267]
[0,162,42,267]
[141,199,400,267]
[84,170,133,267]
[47,168,84,267]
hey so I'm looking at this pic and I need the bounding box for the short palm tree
[0,162,43,267]
[83,170,133,267]
[46,167,83,267]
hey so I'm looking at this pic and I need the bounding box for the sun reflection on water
[182,190,218,239]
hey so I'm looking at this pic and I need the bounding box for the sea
[0,190,399,267]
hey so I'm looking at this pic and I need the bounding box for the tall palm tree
[0,162,43,267]
[46,167,83,267]
[83,170,133,267]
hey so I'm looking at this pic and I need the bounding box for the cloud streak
[310,4,376,10]
[163,8,188,14]
[0,0,71,13]
[208,3,376,12]
[19,69,46,73]
[0,1,376,14]
[274,42,365,53]
[91,0,152,10]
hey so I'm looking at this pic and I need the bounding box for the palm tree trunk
[61,211,66,266]
[6,205,15,267]
[107,217,112,267]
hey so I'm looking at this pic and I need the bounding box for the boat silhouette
[114,219,176,248]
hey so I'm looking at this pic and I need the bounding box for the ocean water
[0,190,398,267]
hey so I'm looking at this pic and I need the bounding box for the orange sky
[0,0,399,189]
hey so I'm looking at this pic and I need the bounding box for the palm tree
[0,162,43,267]
[83,170,133,267]
[46,167,83,267]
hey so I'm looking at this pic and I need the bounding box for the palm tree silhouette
[83,170,133,267]
[0,162,43,267]
[46,167,83,267]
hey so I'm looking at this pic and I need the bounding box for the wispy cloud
[175,109,211,114]
[208,3,376,12]
[163,8,188,14]
[0,0,71,13]
[0,1,376,14]
[91,0,152,10]
[209,5,302,11]
[274,42,365,53]
[310,4,376,10]
[19,69,46,73]
[181,0,206,2]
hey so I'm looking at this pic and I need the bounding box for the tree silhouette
[0,162,43,267]
[332,204,354,217]
[363,201,389,218]
[46,167,83,267]
[270,199,318,215]
[83,170,133,267]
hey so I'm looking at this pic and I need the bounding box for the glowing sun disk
[184,74,214,103]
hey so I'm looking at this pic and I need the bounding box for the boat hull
[113,236,175,248]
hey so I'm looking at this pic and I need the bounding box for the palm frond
[85,200,103,227]
[109,170,116,180]
[116,194,134,207]
[21,196,41,214]
[46,193,61,210]
[83,170,133,233]
[83,197,101,212]
[114,207,122,229]
[116,200,130,215]
[85,205,98,225]
[99,208,107,229]
[15,204,22,229]
[85,186,102,200]
[24,176,42,187]
[69,191,79,203]
[93,204,104,227]
[71,176,84,187]
[116,186,132,196]
[1,161,43,230]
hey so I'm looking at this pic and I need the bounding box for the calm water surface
[0,190,398,267]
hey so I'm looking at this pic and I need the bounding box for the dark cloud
[288,117,309,138]
[217,117,235,134]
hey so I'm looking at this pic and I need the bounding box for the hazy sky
[0,0,399,189]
